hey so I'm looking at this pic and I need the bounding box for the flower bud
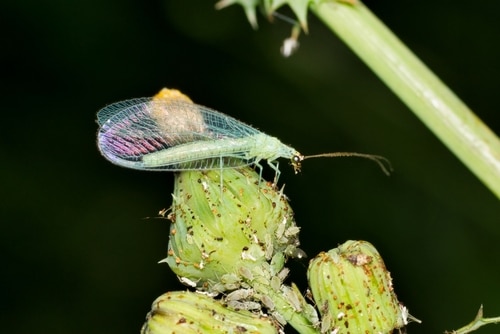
[307,240,411,333]
[141,290,278,334]
[163,167,301,294]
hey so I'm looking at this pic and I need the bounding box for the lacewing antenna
[299,152,393,176]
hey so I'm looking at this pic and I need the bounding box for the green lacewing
[97,89,391,177]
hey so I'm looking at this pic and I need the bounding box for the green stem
[447,305,500,333]
[252,280,318,334]
[310,0,500,199]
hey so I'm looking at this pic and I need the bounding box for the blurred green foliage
[1,0,499,333]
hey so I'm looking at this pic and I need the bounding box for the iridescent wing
[97,98,263,170]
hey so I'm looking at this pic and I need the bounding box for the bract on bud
[307,240,411,333]
[163,167,301,293]
[141,290,278,334]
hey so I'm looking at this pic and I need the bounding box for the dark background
[2,1,500,333]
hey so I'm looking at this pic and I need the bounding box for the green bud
[307,240,412,333]
[141,290,278,334]
[163,167,301,294]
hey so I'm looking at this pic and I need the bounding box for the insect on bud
[307,240,415,333]
[141,290,278,334]
[162,167,302,294]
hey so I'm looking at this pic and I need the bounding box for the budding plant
[95,2,500,333]
[129,89,415,334]
[142,166,413,334]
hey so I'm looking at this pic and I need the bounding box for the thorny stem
[446,305,500,334]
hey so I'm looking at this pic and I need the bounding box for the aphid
[261,295,275,311]
[226,300,261,311]
[178,276,198,288]
[281,284,302,312]
[225,288,254,302]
